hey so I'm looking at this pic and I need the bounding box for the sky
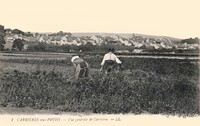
[0,0,199,39]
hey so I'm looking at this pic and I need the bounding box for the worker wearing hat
[71,55,89,80]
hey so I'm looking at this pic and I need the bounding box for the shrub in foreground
[0,70,199,115]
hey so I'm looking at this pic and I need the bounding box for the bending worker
[100,48,122,74]
[71,55,89,80]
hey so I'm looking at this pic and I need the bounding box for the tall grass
[0,69,199,116]
[0,55,199,115]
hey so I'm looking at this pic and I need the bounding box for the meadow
[0,52,199,116]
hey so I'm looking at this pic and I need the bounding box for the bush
[0,70,199,115]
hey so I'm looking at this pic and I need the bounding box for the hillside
[72,32,180,40]
[0,25,199,53]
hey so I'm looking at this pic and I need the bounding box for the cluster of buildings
[3,30,199,53]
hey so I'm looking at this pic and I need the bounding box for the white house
[39,36,45,42]
[132,49,143,53]
[119,38,132,46]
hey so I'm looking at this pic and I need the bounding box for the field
[0,52,199,116]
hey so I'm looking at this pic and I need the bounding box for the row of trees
[181,38,199,44]
[0,37,24,51]
[2,38,199,54]
[26,42,134,53]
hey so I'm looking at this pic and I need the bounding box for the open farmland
[0,52,199,116]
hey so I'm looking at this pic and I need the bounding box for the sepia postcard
[0,0,200,126]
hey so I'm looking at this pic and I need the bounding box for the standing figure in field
[71,55,89,80]
[100,48,122,74]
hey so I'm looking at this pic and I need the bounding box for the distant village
[0,25,199,53]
